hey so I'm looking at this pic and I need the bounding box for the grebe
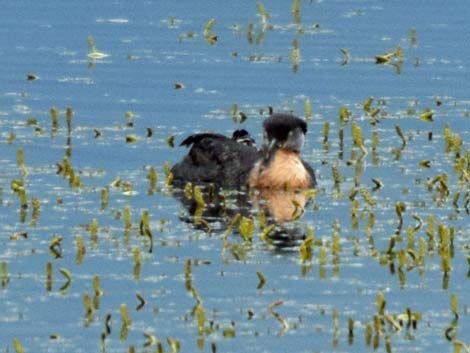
[171,113,316,189]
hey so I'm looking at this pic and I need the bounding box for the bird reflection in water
[172,185,314,249]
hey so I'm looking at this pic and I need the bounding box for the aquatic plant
[13,338,24,353]
[268,300,289,335]
[340,48,350,65]
[290,39,300,72]
[87,36,109,59]
[203,19,217,45]
[256,2,269,29]
[1,262,8,288]
[291,0,301,24]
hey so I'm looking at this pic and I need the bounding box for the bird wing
[172,133,260,186]
[180,133,227,147]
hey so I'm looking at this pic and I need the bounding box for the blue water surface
[1,1,470,352]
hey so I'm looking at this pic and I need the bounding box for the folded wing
[172,133,260,187]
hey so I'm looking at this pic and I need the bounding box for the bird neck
[263,147,299,163]
[275,148,300,157]
[248,149,310,189]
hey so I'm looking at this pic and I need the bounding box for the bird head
[232,129,257,147]
[262,113,307,156]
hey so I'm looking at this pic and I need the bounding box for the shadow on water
[171,184,313,250]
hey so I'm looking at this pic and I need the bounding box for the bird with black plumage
[171,113,316,190]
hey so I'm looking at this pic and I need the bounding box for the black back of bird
[171,131,260,187]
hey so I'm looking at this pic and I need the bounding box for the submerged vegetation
[1,0,470,353]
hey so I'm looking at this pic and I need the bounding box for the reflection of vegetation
[87,36,108,60]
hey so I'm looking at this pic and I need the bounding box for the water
[1,1,470,352]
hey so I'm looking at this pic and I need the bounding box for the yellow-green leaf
[120,303,131,326]
[450,293,458,317]
[13,338,24,353]
[195,303,205,334]
[256,271,266,289]
[377,291,385,315]
[299,232,313,262]
[363,97,373,113]
[419,108,433,122]
[239,216,254,242]
[339,107,351,126]
[305,98,312,120]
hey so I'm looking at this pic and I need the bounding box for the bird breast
[248,150,311,189]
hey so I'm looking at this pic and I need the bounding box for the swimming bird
[171,113,316,189]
